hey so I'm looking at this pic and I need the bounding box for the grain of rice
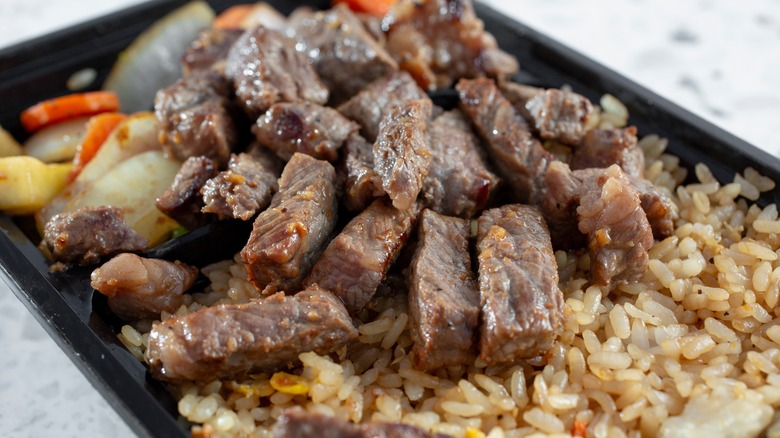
[523,407,565,434]
[381,313,408,350]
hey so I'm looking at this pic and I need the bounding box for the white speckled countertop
[1,1,779,437]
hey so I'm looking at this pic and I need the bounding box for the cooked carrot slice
[333,0,395,16]
[572,420,588,437]
[214,4,253,29]
[20,91,120,133]
[67,112,126,182]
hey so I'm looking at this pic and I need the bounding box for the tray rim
[2,1,779,437]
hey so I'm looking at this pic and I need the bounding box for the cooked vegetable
[103,1,215,113]
[0,156,72,214]
[20,91,119,133]
[59,151,181,246]
[213,4,253,29]
[333,0,395,16]
[0,125,24,157]
[23,116,89,163]
[68,112,127,182]
[36,113,169,235]
[214,3,286,30]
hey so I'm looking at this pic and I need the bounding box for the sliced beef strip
[383,0,518,91]
[41,206,148,266]
[182,28,243,76]
[422,109,500,218]
[457,78,554,205]
[253,102,359,162]
[571,126,644,178]
[154,69,237,166]
[156,156,218,230]
[476,204,563,364]
[288,4,398,104]
[201,150,283,220]
[273,407,443,438]
[226,25,329,118]
[305,199,417,315]
[145,285,357,381]
[91,253,198,321]
[339,132,383,212]
[241,153,338,293]
[373,98,433,210]
[525,88,594,146]
[408,209,479,370]
[336,71,428,142]
[575,165,654,286]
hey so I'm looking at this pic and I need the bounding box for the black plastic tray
[1,1,779,437]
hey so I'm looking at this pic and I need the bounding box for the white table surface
[1,1,779,437]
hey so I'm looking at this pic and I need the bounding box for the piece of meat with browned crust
[476,204,563,364]
[226,25,329,118]
[540,160,587,249]
[253,102,359,162]
[201,150,282,220]
[631,176,677,239]
[273,407,445,438]
[182,28,243,76]
[373,98,433,210]
[571,126,644,178]
[339,132,383,212]
[154,70,237,166]
[383,0,518,91]
[288,4,398,104]
[145,285,357,381]
[408,209,479,370]
[457,78,553,205]
[498,81,542,121]
[576,165,654,286]
[525,89,594,146]
[305,199,417,315]
[241,153,338,293]
[336,71,428,142]
[41,206,148,266]
[156,156,218,230]
[91,253,197,321]
[422,109,499,218]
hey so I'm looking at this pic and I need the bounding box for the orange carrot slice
[20,91,120,133]
[67,112,127,182]
[214,4,253,29]
[333,0,395,16]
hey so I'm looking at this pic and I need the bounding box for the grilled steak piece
[226,25,328,118]
[340,132,382,212]
[373,99,433,210]
[201,150,283,220]
[241,153,338,293]
[273,407,442,438]
[42,206,148,266]
[575,165,654,286]
[306,199,417,315]
[253,102,359,162]
[422,109,499,218]
[383,0,518,91]
[457,78,554,205]
[408,210,479,370]
[498,81,542,121]
[154,69,237,166]
[476,204,563,364]
[91,254,198,321]
[571,127,644,178]
[288,4,398,104]
[633,176,676,239]
[337,71,428,142]
[145,285,357,381]
[525,89,594,146]
[540,160,588,249]
[182,28,243,76]
[156,156,218,230]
